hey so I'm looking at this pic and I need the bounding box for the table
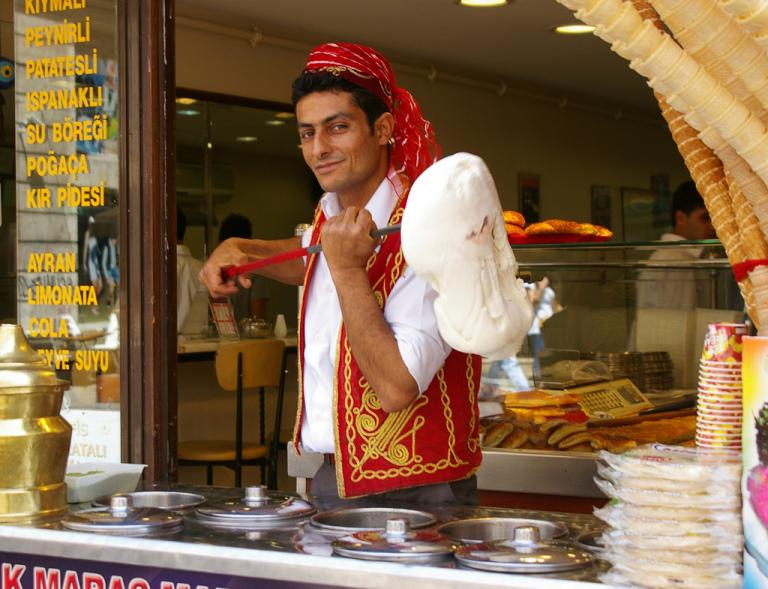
[177,335,298,362]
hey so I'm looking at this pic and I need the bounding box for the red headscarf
[304,42,441,184]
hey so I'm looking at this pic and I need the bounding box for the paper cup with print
[701,323,748,362]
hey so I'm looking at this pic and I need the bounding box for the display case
[477,238,739,498]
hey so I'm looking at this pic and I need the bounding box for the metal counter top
[0,485,612,589]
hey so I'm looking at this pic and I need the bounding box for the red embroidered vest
[292,179,482,498]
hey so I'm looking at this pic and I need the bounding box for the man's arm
[322,207,420,413]
[200,236,305,297]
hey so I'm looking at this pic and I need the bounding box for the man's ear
[374,112,395,146]
[674,209,686,229]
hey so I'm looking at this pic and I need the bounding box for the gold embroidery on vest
[353,381,427,468]
[341,340,466,482]
[465,354,480,453]
[389,250,405,290]
[365,250,377,272]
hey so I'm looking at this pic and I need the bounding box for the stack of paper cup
[697,322,746,450]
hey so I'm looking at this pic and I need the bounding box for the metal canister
[0,324,72,523]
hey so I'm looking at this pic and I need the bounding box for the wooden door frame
[118,0,177,482]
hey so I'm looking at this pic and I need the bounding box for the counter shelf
[0,484,609,589]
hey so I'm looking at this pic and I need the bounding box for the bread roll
[502,210,525,227]
[483,421,514,448]
[547,422,588,446]
[539,418,569,433]
[547,219,583,233]
[524,221,557,235]
[500,429,529,449]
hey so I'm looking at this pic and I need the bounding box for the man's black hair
[291,71,389,131]
[219,213,252,242]
[671,180,705,226]
[177,206,186,242]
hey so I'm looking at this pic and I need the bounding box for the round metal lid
[195,486,316,526]
[436,517,568,543]
[332,518,458,563]
[454,526,593,573]
[62,496,183,536]
[309,507,436,535]
[0,324,68,390]
[93,491,205,511]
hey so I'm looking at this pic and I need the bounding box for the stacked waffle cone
[555,0,768,333]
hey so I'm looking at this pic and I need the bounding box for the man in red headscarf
[201,43,482,504]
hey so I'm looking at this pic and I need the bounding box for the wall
[175,23,691,233]
[213,149,315,327]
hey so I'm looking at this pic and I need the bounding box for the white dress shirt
[636,233,705,310]
[177,244,208,335]
[300,174,452,453]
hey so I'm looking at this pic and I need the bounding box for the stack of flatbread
[553,0,768,330]
[595,445,742,588]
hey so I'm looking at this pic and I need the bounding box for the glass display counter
[477,239,739,499]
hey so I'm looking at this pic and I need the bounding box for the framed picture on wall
[518,173,541,223]
[590,185,612,229]
[621,187,667,241]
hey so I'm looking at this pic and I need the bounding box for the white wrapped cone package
[401,153,533,360]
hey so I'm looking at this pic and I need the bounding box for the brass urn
[0,324,72,522]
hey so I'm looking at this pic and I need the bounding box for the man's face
[678,206,715,240]
[296,90,389,200]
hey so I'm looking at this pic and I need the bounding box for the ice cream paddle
[221,224,401,280]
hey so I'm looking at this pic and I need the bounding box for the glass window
[13,0,121,463]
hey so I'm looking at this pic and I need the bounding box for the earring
[387,137,395,146]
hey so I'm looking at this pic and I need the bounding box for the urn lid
[0,324,66,389]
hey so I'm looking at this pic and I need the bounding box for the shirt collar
[319,170,401,229]
[177,244,192,256]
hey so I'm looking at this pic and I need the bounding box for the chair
[178,338,287,488]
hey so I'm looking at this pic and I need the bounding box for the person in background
[526,276,555,377]
[218,213,270,322]
[200,42,491,505]
[102,236,119,309]
[636,180,716,310]
[176,207,208,335]
[82,216,104,314]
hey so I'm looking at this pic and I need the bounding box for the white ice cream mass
[401,152,534,360]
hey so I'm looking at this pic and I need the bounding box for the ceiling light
[265,119,286,126]
[458,0,510,6]
[275,112,295,119]
[236,136,258,142]
[177,109,200,116]
[554,23,596,34]
[176,97,197,105]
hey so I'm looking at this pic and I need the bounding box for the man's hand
[199,238,252,298]
[320,207,379,276]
